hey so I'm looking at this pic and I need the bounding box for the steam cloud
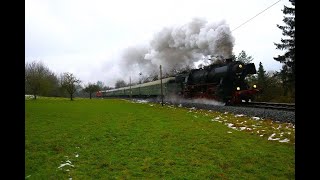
[117,17,235,83]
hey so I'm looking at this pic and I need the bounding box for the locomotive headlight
[253,84,257,88]
[236,87,240,91]
[239,64,243,68]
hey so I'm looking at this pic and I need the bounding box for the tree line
[25,61,111,100]
[251,0,295,103]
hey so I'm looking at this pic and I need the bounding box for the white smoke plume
[164,94,225,106]
[118,17,235,83]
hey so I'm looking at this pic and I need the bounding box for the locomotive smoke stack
[225,57,233,63]
[119,17,235,81]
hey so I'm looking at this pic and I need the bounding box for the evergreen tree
[257,62,267,89]
[274,0,295,96]
[236,50,253,64]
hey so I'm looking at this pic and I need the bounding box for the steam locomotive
[96,58,259,105]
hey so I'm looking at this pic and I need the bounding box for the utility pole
[139,72,142,96]
[160,65,163,106]
[130,76,132,98]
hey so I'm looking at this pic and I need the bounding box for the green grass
[25,97,295,179]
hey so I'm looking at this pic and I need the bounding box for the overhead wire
[231,0,282,32]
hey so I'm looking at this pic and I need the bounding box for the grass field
[25,97,295,179]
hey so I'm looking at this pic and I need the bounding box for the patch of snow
[211,119,223,123]
[58,162,74,169]
[224,112,228,114]
[227,131,232,133]
[227,123,234,128]
[268,133,280,141]
[58,160,74,169]
[235,114,245,117]
[136,100,148,103]
[239,127,246,131]
[75,154,79,158]
[279,138,290,143]
[252,117,260,120]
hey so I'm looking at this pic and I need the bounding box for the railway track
[128,98,295,123]
[237,101,295,111]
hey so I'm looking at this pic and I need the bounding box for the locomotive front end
[229,62,259,104]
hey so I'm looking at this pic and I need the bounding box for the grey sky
[25,0,292,87]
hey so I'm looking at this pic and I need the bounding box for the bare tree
[96,81,104,89]
[115,80,127,88]
[84,83,101,99]
[60,72,81,100]
[25,61,58,99]
[102,86,113,90]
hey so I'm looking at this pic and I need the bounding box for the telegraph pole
[139,72,142,96]
[130,76,132,98]
[160,65,163,106]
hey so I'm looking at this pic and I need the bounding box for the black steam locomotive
[175,58,258,104]
[97,58,259,105]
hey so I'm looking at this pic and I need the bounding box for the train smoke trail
[119,17,235,83]
[164,94,225,106]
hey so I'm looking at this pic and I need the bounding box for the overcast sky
[25,0,292,87]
